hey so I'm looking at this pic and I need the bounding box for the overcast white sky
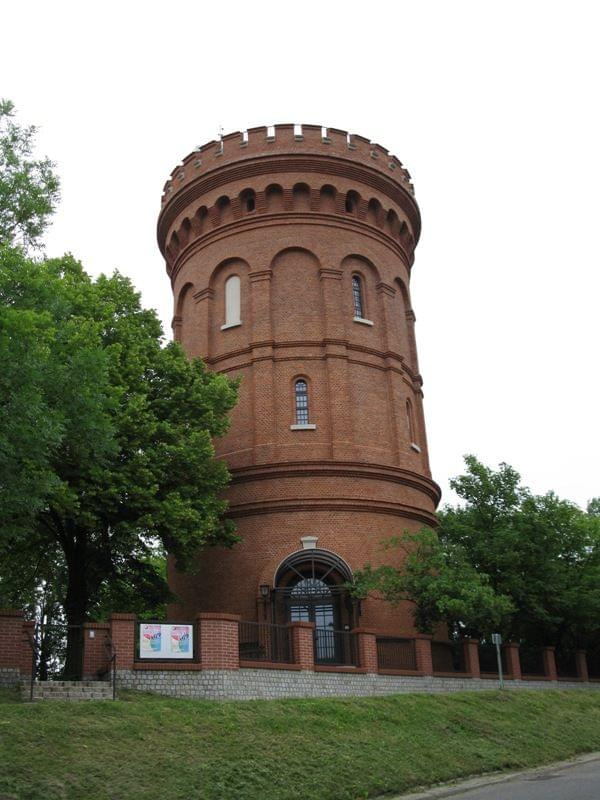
[2,0,598,508]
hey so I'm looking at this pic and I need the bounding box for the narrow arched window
[223,275,241,328]
[295,380,309,425]
[352,275,364,319]
[406,399,418,448]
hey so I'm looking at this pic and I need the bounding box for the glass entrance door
[288,577,339,662]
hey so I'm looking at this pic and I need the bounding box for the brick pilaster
[109,613,136,670]
[353,628,378,673]
[414,634,433,676]
[462,638,480,678]
[82,622,111,679]
[289,622,315,670]
[504,642,522,680]
[575,650,589,682]
[0,609,29,675]
[543,646,558,681]
[197,613,240,670]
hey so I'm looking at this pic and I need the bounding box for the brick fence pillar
[462,638,480,678]
[0,609,29,676]
[414,634,433,676]
[504,642,522,680]
[197,613,240,670]
[82,622,111,679]
[289,622,315,670]
[353,628,378,673]
[543,646,558,681]
[109,613,136,670]
[575,649,589,682]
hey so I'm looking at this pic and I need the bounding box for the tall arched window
[294,379,309,425]
[406,399,420,451]
[222,275,241,329]
[352,275,364,319]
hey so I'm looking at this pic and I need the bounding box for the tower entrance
[272,549,358,663]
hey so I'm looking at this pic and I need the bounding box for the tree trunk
[63,531,88,680]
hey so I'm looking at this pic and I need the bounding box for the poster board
[138,622,195,660]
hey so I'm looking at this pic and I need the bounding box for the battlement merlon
[159,123,416,207]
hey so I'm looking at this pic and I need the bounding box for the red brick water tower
[157,124,440,640]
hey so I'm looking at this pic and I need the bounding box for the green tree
[353,456,600,649]
[0,99,60,249]
[440,456,600,649]
[0,250,238,674]
[353,528,513,636]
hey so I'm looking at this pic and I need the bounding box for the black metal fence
[238,621,294,664]
[313,628,358,666]
[555,648,579,679]
[432,640,467,673]
[478,643,509,675]
[27,623,85,681]
[587,649,600,679]
[519,645,546,677]
[376,637,417,671]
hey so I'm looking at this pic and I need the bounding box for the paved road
[396,756,600,800]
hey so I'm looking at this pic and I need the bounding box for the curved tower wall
[158,124,440,636]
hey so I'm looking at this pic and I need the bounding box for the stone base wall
[117,668,600,701]
[0,668,21,689]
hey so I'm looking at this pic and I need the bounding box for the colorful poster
[170,625,190,654]
[141,624,162,653]
[138,623,194,659]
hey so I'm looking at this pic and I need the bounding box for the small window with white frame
[221,275,241,330]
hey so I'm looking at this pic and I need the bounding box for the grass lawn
[1,688,599,800]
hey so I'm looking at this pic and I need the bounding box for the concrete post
[289,622,315,670]
[197,613,240,670]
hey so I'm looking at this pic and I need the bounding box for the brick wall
[160,129,441,636]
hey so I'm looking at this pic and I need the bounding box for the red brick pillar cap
[196,612,241,622]
[351,627,377,635]
[287,621,315,629]
[461,637,480,644]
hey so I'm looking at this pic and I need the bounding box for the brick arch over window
[341,254,381,330]
[273,548,354,588]
[292,182,311,211]
[173,282,194,346]
[265,183,284,212]
[207,257,251,357]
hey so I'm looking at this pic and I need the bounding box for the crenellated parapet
[157,124,420,264]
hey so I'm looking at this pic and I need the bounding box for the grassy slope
[1,689,599,800]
